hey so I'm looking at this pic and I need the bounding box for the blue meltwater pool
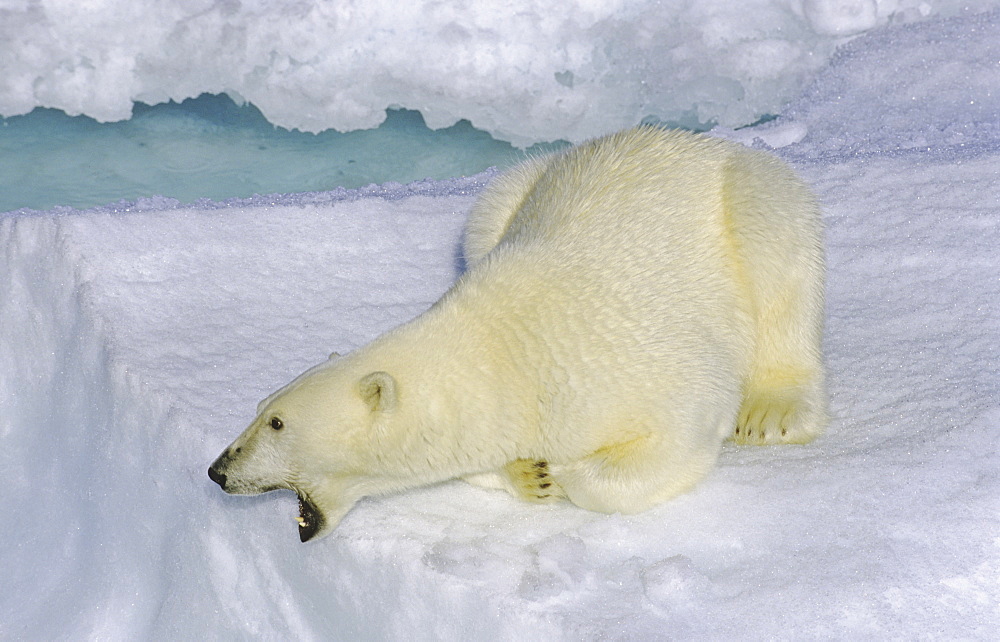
[0,93,567,213]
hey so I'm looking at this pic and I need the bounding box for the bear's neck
[362,286,544,484]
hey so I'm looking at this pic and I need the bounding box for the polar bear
[208,126,826,542]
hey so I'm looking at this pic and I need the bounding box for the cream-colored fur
[209,126,826,541]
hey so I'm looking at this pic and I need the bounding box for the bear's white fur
[209,126,827,542]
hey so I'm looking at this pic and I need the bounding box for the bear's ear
[358,371,397,413]
[329,351,341,361]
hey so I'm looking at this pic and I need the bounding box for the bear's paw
[734,387,823,446]
[503,459,566,503]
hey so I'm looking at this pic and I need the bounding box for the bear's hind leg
[462,155,552,265]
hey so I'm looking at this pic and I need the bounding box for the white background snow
[2,2,999,640]
[0,0,986,145]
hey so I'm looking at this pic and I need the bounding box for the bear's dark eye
[270,416,284,431]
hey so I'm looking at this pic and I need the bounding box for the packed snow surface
[2,8,1000,640]
[1,0,993,145]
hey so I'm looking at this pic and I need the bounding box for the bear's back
[498,127,733,256]
[449,128,756,391]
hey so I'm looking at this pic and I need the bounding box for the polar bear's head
[208,355,398,542]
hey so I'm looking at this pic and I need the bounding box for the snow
[3,6,1000,641]
[1,0,993,146]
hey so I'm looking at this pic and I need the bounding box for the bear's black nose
[208,466,227,488]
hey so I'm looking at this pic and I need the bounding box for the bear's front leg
[461,461,565,503]
[545,434,718,514]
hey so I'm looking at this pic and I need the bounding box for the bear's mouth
[295,492,323,543]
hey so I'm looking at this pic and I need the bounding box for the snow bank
[783,7,1000,157]
[0,212,177,637]
[1,0,990,145]
[2,7,1000,639]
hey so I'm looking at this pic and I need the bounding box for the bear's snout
[208,444,240,490]
[208,463,228,489]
